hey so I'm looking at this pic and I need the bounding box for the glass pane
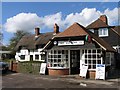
[54,59,57,62]
[88,55,91,58]
[93,65,96,69]
[54,50,57,54]
[88,65,91,69]
[58,55,61,58]
[88,50,91,53]
[97,49,101,53]
[58,59,61,62]
[54,55,57,58]
[88,60,91,64]
[93,55,96,58]
[98,60,101,64]
[85,55,87,58]
[93,60,96,64]
[92,50,96,53]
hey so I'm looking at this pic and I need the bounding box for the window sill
[47,67,69,69]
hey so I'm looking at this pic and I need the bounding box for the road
[2,72,119,90]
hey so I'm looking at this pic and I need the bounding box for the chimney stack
[35,27,40,36]
[99,15,108,25]
[54,23,59,34]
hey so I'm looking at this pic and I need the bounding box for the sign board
[95,64,105,80]
[80,64,88,78]
[58,40,84,46]
[40,63,47,75]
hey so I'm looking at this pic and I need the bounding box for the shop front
[44,23,116,79]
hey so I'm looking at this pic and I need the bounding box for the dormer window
[98,28,108,37]
[89,29,94,33]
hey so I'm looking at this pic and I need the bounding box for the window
[47,50,68,68]
[82,49,102,69]
[35,55,39,60]
[20,55,25,60]
[105,52,114,65]
[41,54,46,60]
[98,28,108,37]
[89,29,94,33]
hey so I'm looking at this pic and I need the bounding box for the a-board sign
[95,64,105,80]
[80,64,88,78]
[40,63,47,75]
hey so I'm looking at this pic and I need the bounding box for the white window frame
[98,28,108,37]
[47,50,69,68]
[82,49,102,70]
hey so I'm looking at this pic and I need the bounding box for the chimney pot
[35,27,40,36]
[99,15,108,25]
[54,23,59,34]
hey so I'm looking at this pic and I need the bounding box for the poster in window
[95,64,105,80]
[40,63,47,75]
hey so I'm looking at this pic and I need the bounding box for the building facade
[15,24,59,62]
[43,22,116,79]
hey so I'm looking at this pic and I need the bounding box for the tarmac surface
[1,71,120,90]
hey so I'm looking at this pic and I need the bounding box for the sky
[1,1,120,45]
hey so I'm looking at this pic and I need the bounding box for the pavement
[1,70,120,89]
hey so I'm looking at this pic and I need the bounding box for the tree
[8,30,31,55]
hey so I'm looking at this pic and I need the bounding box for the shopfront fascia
[46,36,114,77]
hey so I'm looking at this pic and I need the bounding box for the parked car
[0,61,9,74]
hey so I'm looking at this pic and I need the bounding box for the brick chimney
[35,27,40,36]
[99,15,108,25]
[54,23,59,34]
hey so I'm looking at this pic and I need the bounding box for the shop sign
[40,63,47,75]
[58,40,84,46]
[80,64,88,78]
[95,64,105,80]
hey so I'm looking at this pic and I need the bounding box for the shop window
[48,50,68,68]
[20,55,25,60]
[35,55,39,60]
[82,49,102,69]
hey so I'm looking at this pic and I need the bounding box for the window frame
[98,28,109,37]
[47,50,69,68]
[82,49,102,70]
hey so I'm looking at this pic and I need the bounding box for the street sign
[95,64,105,80]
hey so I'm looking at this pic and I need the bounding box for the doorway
[70,50,80,74]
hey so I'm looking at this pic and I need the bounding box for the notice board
[95,64,105,80]
[40,63,47,75]
[80,64,88,78]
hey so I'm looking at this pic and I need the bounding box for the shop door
[70,50,80,74]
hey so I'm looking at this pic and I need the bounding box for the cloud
[4,13,43,33]
[4,8,119,33]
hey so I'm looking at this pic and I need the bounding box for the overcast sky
[1,1,120,45]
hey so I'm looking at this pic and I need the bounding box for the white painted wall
[15,49,45,62]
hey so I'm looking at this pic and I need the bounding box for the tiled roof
[112,26,120,36]
[44,22,115,52]
[57,22,88,37]
[86,19,109,29]
[89,32,116,52]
